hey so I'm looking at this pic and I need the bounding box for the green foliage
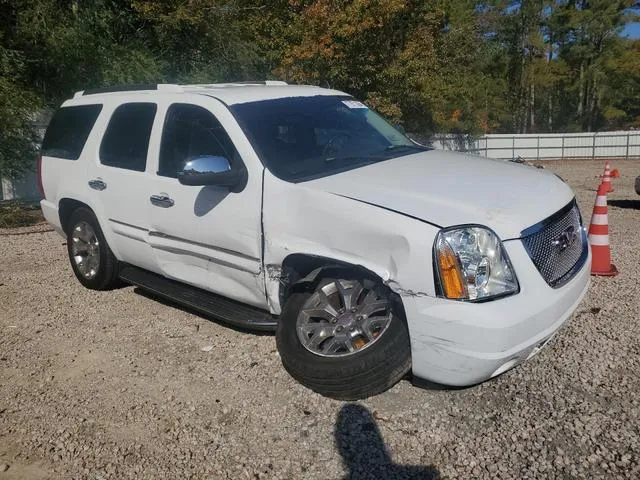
[0,0,639,179]
[0,201,42,228]
[0,44,40,178]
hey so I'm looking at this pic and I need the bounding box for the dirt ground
[1,159,639,479]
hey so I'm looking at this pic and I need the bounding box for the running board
[119,265,277,332]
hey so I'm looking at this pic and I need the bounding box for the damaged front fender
[261,171,440,316]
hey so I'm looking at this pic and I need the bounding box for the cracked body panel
[262,171,440,316]
[261,168,590,386]
[262,170,444,379]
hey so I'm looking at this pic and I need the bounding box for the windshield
[230,95,429,182]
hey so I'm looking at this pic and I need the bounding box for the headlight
[434,226,519,301]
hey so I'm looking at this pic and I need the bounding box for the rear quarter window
[41,104,103,160]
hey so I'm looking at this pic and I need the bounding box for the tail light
[36,153,45,199]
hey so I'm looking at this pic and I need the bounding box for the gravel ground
[1,159,639,479]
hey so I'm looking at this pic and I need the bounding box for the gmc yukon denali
[38,82,591,399]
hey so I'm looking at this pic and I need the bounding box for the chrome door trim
[150,244,258,274]
[108,218,149,232]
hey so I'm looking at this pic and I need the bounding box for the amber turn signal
[436,240,467,299]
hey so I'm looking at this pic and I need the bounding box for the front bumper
[404,238,591,386]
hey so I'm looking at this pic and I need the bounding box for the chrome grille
[521,201,588,288]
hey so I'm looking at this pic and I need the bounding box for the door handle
[150,194,175,208]
[88,179,107,191]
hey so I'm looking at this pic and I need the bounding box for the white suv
[38,82,590,399]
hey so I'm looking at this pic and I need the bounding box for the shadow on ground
[609,199,640,210]
[335,404,441,480]
[131,286,274,336]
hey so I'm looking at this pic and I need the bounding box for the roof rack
[183,81,288,88]
[74,80,288,98]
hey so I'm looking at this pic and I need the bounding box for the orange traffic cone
[601,161,614,193]
[611,168,620,178]
[588,183,618,276]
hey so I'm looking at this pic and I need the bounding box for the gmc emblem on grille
[552,225,578,252]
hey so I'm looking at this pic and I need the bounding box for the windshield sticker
[342,100,368,109]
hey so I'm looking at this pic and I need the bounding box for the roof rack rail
[74,83,183,97]
[73,80,287,98]
[183,80,288,88]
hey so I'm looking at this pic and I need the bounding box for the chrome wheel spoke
[75,223,91,243]
[296,280,393,358]
[299,322,325,337]
[85,253,99,276]
[335,280,363,311]
[358,291,389,317]
[345,340,356,353]
[71,221,100,280]
[315,289,339,317]
[302,307,337,322]
[72,241,89,255]
[306,326,333,350]
[75,256,87,270]
[322,337,343,354]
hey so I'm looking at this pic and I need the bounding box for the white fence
[1,172,39,202]
[433,130,640,160]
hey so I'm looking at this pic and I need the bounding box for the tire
[66,207,119,290]
[276,275,411,400]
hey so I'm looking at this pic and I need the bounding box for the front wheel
[276,276,411,400]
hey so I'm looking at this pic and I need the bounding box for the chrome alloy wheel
[70,221,100,279]
[296,279,393,357]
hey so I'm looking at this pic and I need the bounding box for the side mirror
[178,155,244,188]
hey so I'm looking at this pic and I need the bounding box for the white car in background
[38,82,590,399]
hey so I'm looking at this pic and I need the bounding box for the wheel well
[278,253,407,320]
[59,198,91,234]
[279,254,385,302]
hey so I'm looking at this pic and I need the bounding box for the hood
[304,150,574,239]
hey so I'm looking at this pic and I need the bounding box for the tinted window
[100,103,157,171]
[41,105,103,160]
[230,96,428,182]
[158,104,238,178]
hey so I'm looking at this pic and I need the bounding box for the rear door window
[100,103,157,172]
[41,105,103,160]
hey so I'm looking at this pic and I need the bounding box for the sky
[621,22,640,38]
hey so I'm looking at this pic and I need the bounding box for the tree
[549,0,639,131]
[1,0,640,180]
[0,3,40,178]
[601,38,640,129]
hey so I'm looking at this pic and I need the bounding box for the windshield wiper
[325,155,381,163]
[383,144,428,153]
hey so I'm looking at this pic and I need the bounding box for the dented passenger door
[146,95,267,309]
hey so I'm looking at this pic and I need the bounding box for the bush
[0,202,43,228]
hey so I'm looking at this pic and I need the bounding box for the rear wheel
[276,275,411,400]
[66,208,119,290]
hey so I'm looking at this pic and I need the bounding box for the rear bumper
[40,199,65,237]
[404,238,591,386]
